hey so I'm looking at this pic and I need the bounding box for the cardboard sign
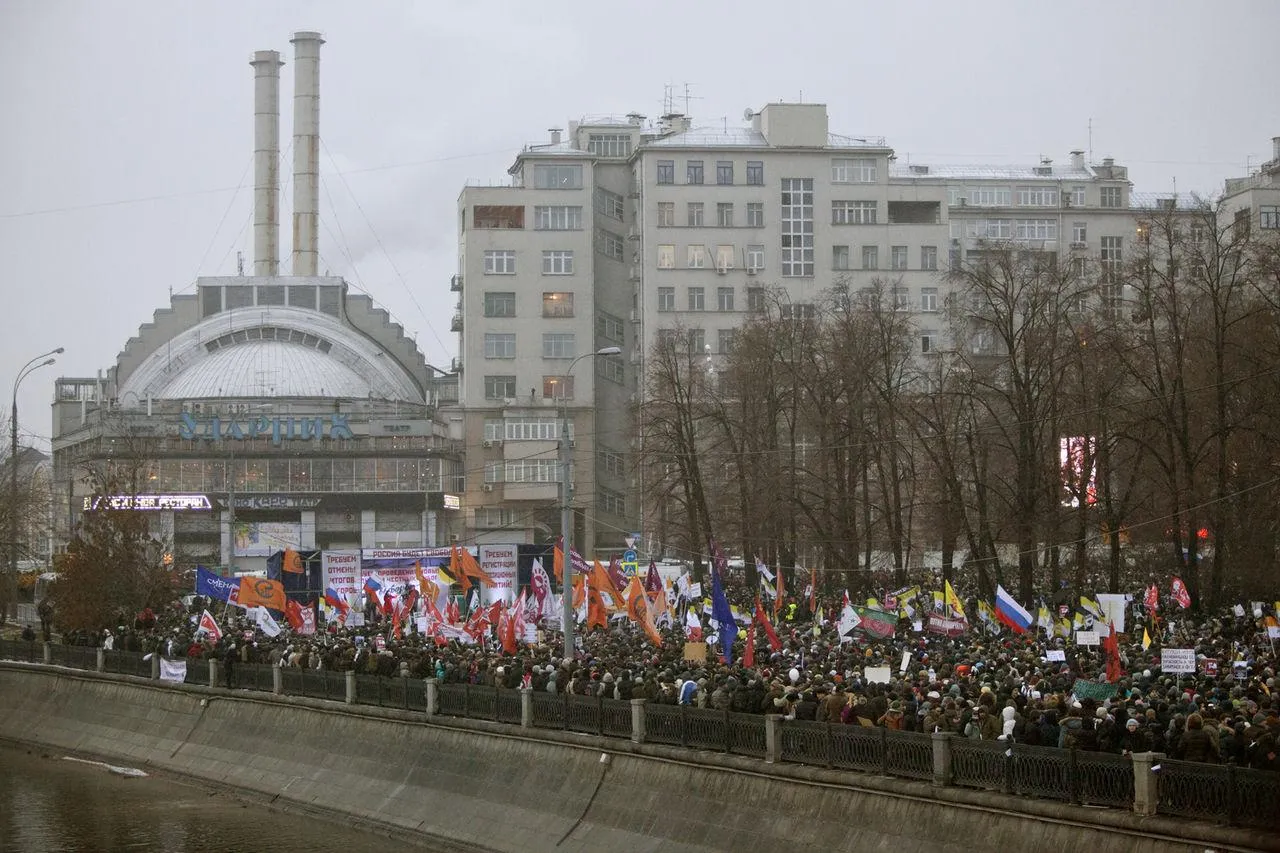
[865,666,892,684]
[1046,650,1067,662]
[1199,659,1219,676]
[1075,630,1099,646]
[900,650,911,674]
[683,642,707,663]
[1161,648,1196,674]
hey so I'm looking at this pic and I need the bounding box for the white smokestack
[291,31,323,277]
[251,50,284,277]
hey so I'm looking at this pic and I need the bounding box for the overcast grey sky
[2,0,1276,449]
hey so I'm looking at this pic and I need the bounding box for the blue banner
[196,566,238,603]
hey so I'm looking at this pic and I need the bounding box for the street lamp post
[8,347,63,621]
[560,345,621,661]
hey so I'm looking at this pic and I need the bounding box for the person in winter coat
[998,706,1019,741]
[1177,713,1220,763]
[1118,718,1150,755]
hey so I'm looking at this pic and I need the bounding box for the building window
[1101,236,1122,281]
[781,178,815,277]
[484,291,516,317]
[533,163,583,189]
[687,160,704,184]
[484,375,516,399]
[598,355,625,384]
[657,244,675,269]
[543,375,574,400]
[746,245,764,272]
[920,287,938,312]
[892,287,910,310]
[891,245,908,270]
[542,333,576,359]
[483,333,515,359]
[598,488,625,516]
[595,187,625,220]
[542,291,574,317]
[587,134,632,158]
[715,161,735,185]
[688,286,705,310]
[687,245,707,269]
[476,507,519,528]
[657,202,675,227]
[746,202,764,228]
[1015,219,1058,240]
[1100,186,1123,208]
[746,161,764,185]
[747,287,766,312]
[656,160,675,184]
[717,286,735,311]
[1072,222,1087,244]
[715,245,734,271]
[687,327,706,352]
[599,450,626,477]
[534,205,583,230]
[921,246,938,270]
[657,287,675,312]
[921,329,937,354]
[505,459,561,483]
[542,250,574,275]
[833,245,850,270]
[717,203,734,227]
[862,246,878,270]
[473,205,525,229]
[483,461,502,483]
[596,229,625,261]
[780,303,815,320]
[484,418,504,442]
[1262,205,1280,229]
[687,202,704,227]
[832,200,877,224]
[967,219,1013,239]
[1016,186,1059,207]
[967,187,1012,207]
[483,249,516,275]
[1071,186,1086,207]
[718,328,737,353]
[831,157,877,183]
[504,417,564,442]
[597,312,624,341]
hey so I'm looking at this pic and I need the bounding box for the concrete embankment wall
[0,665,1272,853]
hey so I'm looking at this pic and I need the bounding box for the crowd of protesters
[22,573,1279,776]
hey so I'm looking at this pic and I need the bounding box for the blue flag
[196,565,238,603]
[710,566,738,664]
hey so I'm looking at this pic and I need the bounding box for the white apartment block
[453,101,1222,557]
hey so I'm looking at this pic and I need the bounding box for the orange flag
[282,548,304,574]
[774,566,786,618]
[238,577,286,612]
[572,575,586,609]
[626,576,663,646]
[458,547,496,587]
[449,545,472,594]
[587,588,609,631]
[553,541,565,584]
[589,560,621,611]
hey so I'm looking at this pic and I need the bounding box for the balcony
[450,313,463,333]
[450,274,463,292]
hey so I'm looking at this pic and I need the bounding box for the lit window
[542,292,574,318]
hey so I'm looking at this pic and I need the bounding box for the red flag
[1144,584,1159,612]
[446,597,461,625]
[743,618,755,668]
[284,598,305,631]
[1104,620,1124,683]
[754,596,781,652]
[197,610,223,643]
[809,567,817,612]
[500,604,518,654]
[1171,577,1191,609]
[774,565,786,618]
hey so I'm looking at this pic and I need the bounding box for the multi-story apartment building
[453,101,1219,559]
[1220,136,1280,239]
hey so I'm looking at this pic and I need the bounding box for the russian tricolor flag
[363,573,385,609]
[324,587,350,616]
[995,584,1033,634]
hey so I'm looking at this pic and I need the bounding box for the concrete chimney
[548,128,562,145]
[1272,136,1280,162]
[250,50,284,277]
[1069,150,1084,170]
[290,31,324,277]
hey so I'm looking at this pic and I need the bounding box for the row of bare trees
[640,202,1280,607]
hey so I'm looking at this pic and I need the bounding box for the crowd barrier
[2,638,1275,831]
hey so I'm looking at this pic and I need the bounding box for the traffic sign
[622,561,639,577]
[623,549,638,563]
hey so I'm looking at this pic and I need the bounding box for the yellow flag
[944,580,966,620]
[1142,627,1152,651]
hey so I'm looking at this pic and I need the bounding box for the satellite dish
[742,107,755,121]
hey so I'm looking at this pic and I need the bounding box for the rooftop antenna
[1087,118,1093,163]
[236,251,245,276]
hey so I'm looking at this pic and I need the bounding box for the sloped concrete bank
[0,665,1272,853]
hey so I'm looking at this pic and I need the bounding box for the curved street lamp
[560,345,622,661]
[8,347,64,621]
